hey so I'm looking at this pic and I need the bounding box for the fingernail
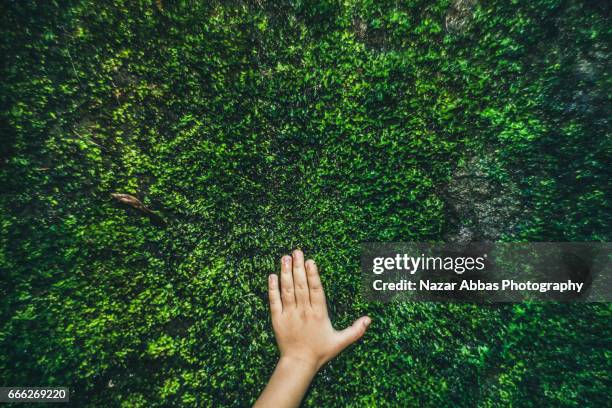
[282,255,291,264]
[364,317,371,327]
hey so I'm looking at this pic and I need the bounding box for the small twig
[65,48,83,88]
[73,129,106,151]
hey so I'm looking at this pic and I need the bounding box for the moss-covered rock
[1,1,609,406]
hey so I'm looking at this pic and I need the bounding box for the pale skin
[254,249,371,408]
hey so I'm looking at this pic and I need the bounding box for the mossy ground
[1,1,610,406]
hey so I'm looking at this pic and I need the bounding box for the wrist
[278,354,322,375]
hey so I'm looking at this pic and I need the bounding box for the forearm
[254,356,318,408]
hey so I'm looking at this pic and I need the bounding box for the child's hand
[268,249,371,371]
[255,249,370,407]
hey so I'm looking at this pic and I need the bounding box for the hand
[255,249,371,407]
[268,249,371,371]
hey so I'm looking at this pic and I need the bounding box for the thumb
[336,316,371,350]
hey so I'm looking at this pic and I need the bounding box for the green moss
[1,1,610,406]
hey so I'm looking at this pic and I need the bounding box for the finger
[336,316,371,350]
[292,249,310,307]
[305,259,326,310]
[280,255,295,307]
[268,274,282,316]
